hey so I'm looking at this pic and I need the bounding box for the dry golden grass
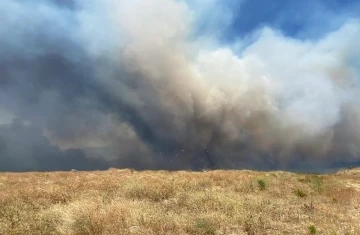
[1,167,360,235]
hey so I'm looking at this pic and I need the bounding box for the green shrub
[257,179,266,191]
[308,225,317,234]
[295,189,307,198]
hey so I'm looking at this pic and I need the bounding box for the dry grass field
[0,168,360,235]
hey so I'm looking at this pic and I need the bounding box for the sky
[222,0,360,39]
[0,0,360,172]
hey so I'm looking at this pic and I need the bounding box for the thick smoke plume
[1,0,360,171]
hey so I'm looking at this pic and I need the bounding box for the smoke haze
[1,0,360,171]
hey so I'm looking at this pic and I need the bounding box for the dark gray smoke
[0,119,108,171]
[1,0,360,172]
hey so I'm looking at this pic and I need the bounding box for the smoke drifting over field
[1,0,360,171]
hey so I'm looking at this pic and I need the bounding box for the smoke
[1,0,360,171]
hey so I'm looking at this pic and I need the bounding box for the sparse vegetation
[193,218,217,235]
[311,176,324,193]
[299,175,324,193]
[0,168,359,234]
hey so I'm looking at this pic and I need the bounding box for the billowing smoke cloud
[1,0,360,172]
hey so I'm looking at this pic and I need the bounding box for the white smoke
[1,0,360,170]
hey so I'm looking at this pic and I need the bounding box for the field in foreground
[0,168,360,235]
